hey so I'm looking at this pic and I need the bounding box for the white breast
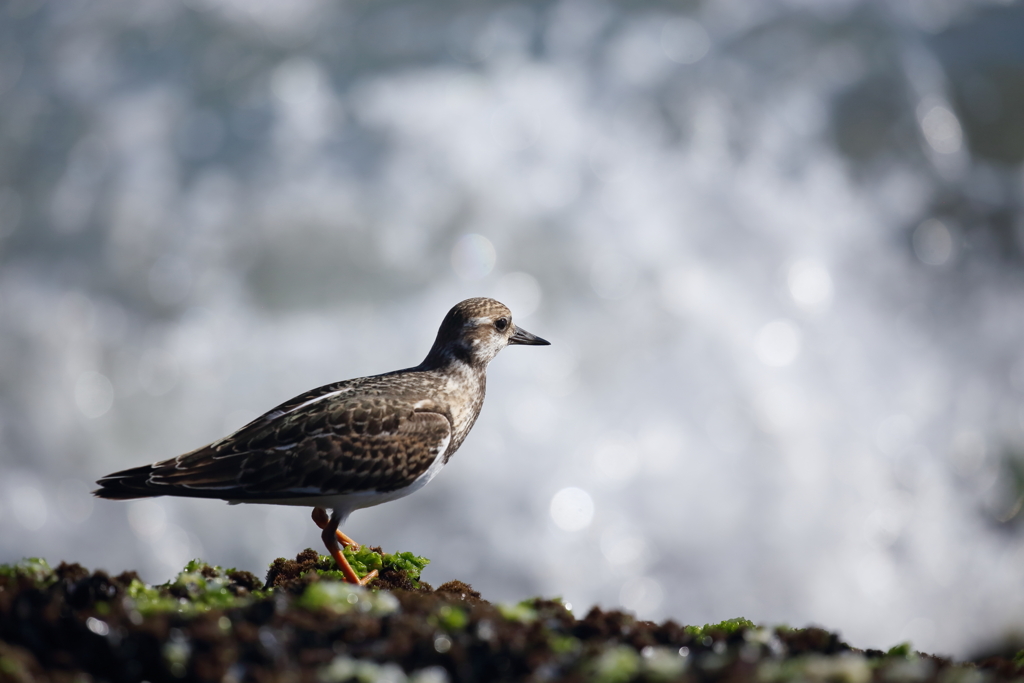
[443,362,483,438]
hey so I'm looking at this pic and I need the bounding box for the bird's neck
[421,341,477,371]
[431,356,487,458]
[418,353,487,389]
[418,342,489,454]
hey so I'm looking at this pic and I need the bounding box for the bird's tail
[93,465,161,500]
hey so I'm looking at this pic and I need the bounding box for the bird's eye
[495,317,509,331]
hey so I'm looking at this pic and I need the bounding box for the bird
[94,297,550,585]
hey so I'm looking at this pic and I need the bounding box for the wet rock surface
[1,552,1021,683]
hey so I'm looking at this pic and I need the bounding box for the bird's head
[424,297,550,368]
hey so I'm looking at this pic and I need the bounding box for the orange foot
[313,507,378,586]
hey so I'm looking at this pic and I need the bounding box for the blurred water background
[3,0,1024,659]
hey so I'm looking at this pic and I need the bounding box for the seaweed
[1,552,1022,683]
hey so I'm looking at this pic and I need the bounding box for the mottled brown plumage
[94,297,549,584]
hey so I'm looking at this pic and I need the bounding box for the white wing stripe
[287,390,346,415]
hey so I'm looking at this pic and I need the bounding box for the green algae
[887,642,914,658]
[307,547,430,583]
[586,644,641,683]
[0,557,269,617]
[126,560,268,616]
[497,599,538,623]
[127,549,428,616]
[3,556,1022,683]
[434,604,468,631]
[549,634,581,655]
[684,617,756,639]
[297,581,400,616]
[0,548,431,619]
[124,578,180,614]
[0,557,57,588]
[381,550,430,580]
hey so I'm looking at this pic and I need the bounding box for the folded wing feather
[94,395,452,500]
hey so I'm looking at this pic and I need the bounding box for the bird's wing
[94,395,452,501]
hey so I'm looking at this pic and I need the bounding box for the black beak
[508,325,550,346]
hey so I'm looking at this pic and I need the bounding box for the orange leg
[314,508,377,586]
[311,507,361,549]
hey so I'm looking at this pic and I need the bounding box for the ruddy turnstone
[94,297,549,585]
